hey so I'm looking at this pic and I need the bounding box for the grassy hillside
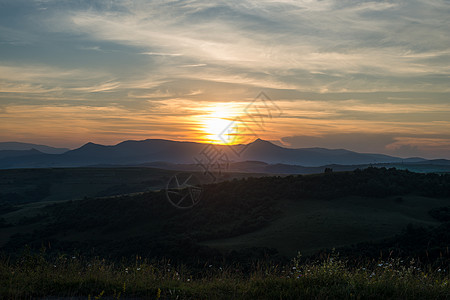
[203,195,447,257]
[0,167,269,205]
[1,167,449,265]
[0,167,175,204]
[1,167,450,298]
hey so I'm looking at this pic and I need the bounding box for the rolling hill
[1,168,449,263]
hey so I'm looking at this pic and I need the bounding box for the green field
[203,195,447,257]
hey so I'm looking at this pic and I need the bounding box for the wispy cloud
[40,0,449,91]
[0,0,449,157]
[140,52,183,57]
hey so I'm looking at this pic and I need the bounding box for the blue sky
[0,0,449,158]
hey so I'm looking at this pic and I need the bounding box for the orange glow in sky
[0,1,450,158]
[198,103,243,145]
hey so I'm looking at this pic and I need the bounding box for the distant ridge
[0,142,69,154]
[0,138,447,170]
[0,148,43,160]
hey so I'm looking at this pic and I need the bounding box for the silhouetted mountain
[239,139,406,166]
[62,139,202,165]
[0,142,69,154]
[0,138,448,170]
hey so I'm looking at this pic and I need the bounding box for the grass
[1,250,448,299]
[203,195,448,257]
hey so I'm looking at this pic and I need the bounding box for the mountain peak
[249,138,280,148]
[83,142,96,146]
[251,138,270,144]
[78,142,105,149]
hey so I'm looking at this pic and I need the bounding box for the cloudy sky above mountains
[0,0,449,158]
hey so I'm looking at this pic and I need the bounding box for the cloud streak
[0,0,449,157]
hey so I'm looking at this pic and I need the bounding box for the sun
[204,116,231,143]
[200,104,241,144]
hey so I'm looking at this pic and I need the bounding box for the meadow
[1,250,449,299]
[1,167,449,298]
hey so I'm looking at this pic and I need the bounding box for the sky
[0,0,449,158]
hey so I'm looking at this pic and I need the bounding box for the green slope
[1,167,449,264]
[203,195,447,257]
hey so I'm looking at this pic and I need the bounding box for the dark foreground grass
[1,251,449,299]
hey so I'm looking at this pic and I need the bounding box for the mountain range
[0,138,447,171]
